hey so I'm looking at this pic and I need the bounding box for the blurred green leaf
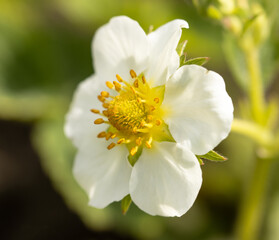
[223,33,249,92]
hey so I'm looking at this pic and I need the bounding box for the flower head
[65,16,233,217]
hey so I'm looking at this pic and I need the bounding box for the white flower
[65,16,233,217]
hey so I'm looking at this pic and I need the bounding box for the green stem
[231,118,272,148]
[244,47,265,124]
[235,157,272,240]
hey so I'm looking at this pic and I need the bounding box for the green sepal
[197,150,227,162]
[196,155,204,166]
[121,194,132,215]
[153,121,176,142]
[127,145,143,166]
[182,57,209,66]
[241,13,261,36]
[176,40,188,57]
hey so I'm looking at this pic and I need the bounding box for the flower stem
[244,47,265,124]
[235,157,272,240]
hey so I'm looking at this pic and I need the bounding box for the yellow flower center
[91,70,174,157]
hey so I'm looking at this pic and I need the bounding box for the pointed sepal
[197,150,227,162]
[121,194,132,215]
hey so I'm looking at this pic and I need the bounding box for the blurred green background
[0,0,278,240]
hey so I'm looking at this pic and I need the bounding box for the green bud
[218,0,235,15]
[207,5,223,20]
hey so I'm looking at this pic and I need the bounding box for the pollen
[90,69,169,157]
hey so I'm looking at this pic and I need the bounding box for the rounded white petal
[146,19,189,86]
[130,142,202,217]
[74,142,132,208]
[92,16,149,81]
[163,65,234,155]
[64,75,106,149]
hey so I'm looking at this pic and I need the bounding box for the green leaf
[183,57,209,66]
[121,194,132,215]
[176,40,188,57]
[197,150,227,162]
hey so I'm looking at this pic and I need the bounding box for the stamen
[154,98,160,104]
[155,119,162,126]
[147,115,153,122]
[134,79,139,88]
[116,74,123,82]
[94,118,105,124]
[106,81,114,89]
[107,142,116,150]
[111,133,117,139]
[98,95,106,102]
[102,110,109,117]
[150,106,156,112]
[90,109,100,114]
[113,81,121,91]
[130,69,137,78]
[102,103,110,108]
[106,132,113,140]
[130,146,138,156]
[101,91,110,98]
[136,137,142,146]
[97,131,107,138]
[142,75,146,84]
[145,137,153,149]
[117,138,125,144]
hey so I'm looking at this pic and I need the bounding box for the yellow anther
[98,95,106,102]
[134,79,139,88]
[150,105,156,111]
[154,98,160,104]
[97,131,107,138]
[102,103,110,108]
[116,74,123,82]
[117,138,125,144]
[155,119,162,126]
[102,110,109,117]
[101,91,110,98]
[130,146,138,156]
[136,137,142,146]
[107,142,116,150]
[130,69,137,78]
[106,81,114,89]
[111,133,117,139]
[147,115,153,122]
[113,81,122,91]
[142,75,146,84]
[105,132,113,140]
[94,118,105,124]
[90,109,100,114]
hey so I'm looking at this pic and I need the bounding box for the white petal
[64,75,106,149]
[74,142,132,208]
[92,16,149,81]
[146,19,189,86]
[163,65,234,155]
[130,142,202,217]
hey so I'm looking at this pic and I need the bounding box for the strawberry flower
[65,16,233,217]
